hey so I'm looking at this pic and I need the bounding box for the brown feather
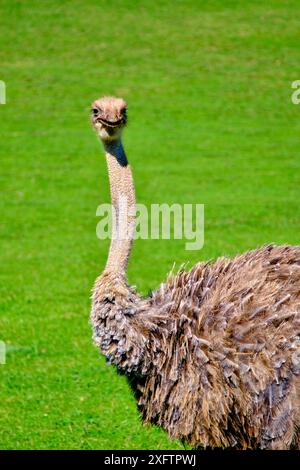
[92,245,300,449]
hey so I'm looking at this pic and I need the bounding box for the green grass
[1,0,300,450]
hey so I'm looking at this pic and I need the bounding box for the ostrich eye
[92,108,100,115]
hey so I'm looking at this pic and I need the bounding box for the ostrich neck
[104,139,136,275]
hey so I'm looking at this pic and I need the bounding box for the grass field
[1,0,300,450]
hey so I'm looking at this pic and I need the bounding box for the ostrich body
[91,96,300,449]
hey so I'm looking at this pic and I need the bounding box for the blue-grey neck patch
[105,141,128,167]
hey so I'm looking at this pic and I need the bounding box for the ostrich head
[91,96,127,143]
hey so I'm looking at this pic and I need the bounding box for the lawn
[0,0,299,450]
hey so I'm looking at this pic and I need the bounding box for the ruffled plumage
[91,244,300,449]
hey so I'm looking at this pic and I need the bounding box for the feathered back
[92,245,300,449]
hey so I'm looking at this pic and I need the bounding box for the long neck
[103,139,136,275]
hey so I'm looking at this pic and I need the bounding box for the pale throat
[102,137,136,275]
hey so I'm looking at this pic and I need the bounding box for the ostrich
[90,96,300,450]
